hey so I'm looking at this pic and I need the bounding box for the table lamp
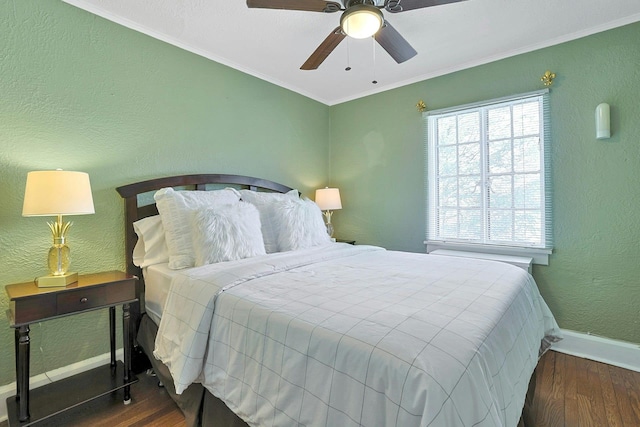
[22,170,95,287]
[315,187,342,238]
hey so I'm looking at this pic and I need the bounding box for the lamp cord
[38,322,54,383]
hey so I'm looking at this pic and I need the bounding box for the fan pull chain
[372,37,377,84]
[345,37,351,71]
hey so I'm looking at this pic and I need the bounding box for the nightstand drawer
[6,271,137,326]
[57,287,106,315]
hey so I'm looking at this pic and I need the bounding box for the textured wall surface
[330,22,640,344]
[0,1,329,387]
[2,0,638,391]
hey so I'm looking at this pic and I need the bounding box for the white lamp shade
[595,103,610,139]
[315,188,342,211]
[22,170,95,216]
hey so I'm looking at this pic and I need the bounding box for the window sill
[424,241,552,265]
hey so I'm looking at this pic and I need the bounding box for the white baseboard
[0,349,123,423]
[552,329,640,372]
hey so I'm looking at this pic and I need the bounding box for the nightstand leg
[17,325,31,422]
[14,328,20,400]
[109,306,116,368]
[123,302,132,404]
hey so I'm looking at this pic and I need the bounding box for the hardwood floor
[524,350,640,427]
[0,370,185,427]
[2,351,639,426]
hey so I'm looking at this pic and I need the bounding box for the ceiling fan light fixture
[340,4,383,39]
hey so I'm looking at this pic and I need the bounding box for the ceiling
[63,0,640,106]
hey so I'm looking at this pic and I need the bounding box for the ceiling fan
[246,0,467,70]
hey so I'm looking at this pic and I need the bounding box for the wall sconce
[595,103,610,139]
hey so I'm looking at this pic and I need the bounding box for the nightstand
[5,271,139,426]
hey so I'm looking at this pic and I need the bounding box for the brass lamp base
[36,272,78,288]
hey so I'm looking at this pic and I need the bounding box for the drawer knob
[80,297,88,303]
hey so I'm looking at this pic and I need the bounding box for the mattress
[153,244,561,427]
[143,263,176,325]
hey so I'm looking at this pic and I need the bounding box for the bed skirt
[138,314,537,427]
[138,314,249,427]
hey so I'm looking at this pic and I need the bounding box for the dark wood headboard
[116,174,294,353]
[116,174,293,364]
[116,174,294,281]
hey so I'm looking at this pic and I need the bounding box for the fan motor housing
[345,0,377,7]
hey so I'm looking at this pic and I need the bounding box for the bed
[116,174,560,427]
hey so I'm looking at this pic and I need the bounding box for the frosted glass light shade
[340,5,383,39]
[315,188,342,211]
[23,170,95,216]
[595,103,610,140]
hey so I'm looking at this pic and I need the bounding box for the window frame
[424,89,552,265]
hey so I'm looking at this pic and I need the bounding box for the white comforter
[154,244,560,427]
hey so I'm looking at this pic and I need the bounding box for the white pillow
[239,189,299,253]
[272,198,331,252]
[132,215,170,268]
[154,187,242,269]
[191,202,266,266]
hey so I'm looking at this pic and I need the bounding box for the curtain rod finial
[541,70,556,86]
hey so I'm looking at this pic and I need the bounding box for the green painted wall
[1,0,638,392]
[0,1,329,386]
[330,22,640,344]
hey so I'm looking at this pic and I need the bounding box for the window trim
[424,89,549,116]
[423,89,552,264]
[424,241,552,265]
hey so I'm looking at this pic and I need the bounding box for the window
[425,90,552,263]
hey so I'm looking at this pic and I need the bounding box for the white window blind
[425,90,552,254]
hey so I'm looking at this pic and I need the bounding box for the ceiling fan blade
[300,27,346,70]
[374,20,417,64]
[247,0,342,13]
[384,0,466,13]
